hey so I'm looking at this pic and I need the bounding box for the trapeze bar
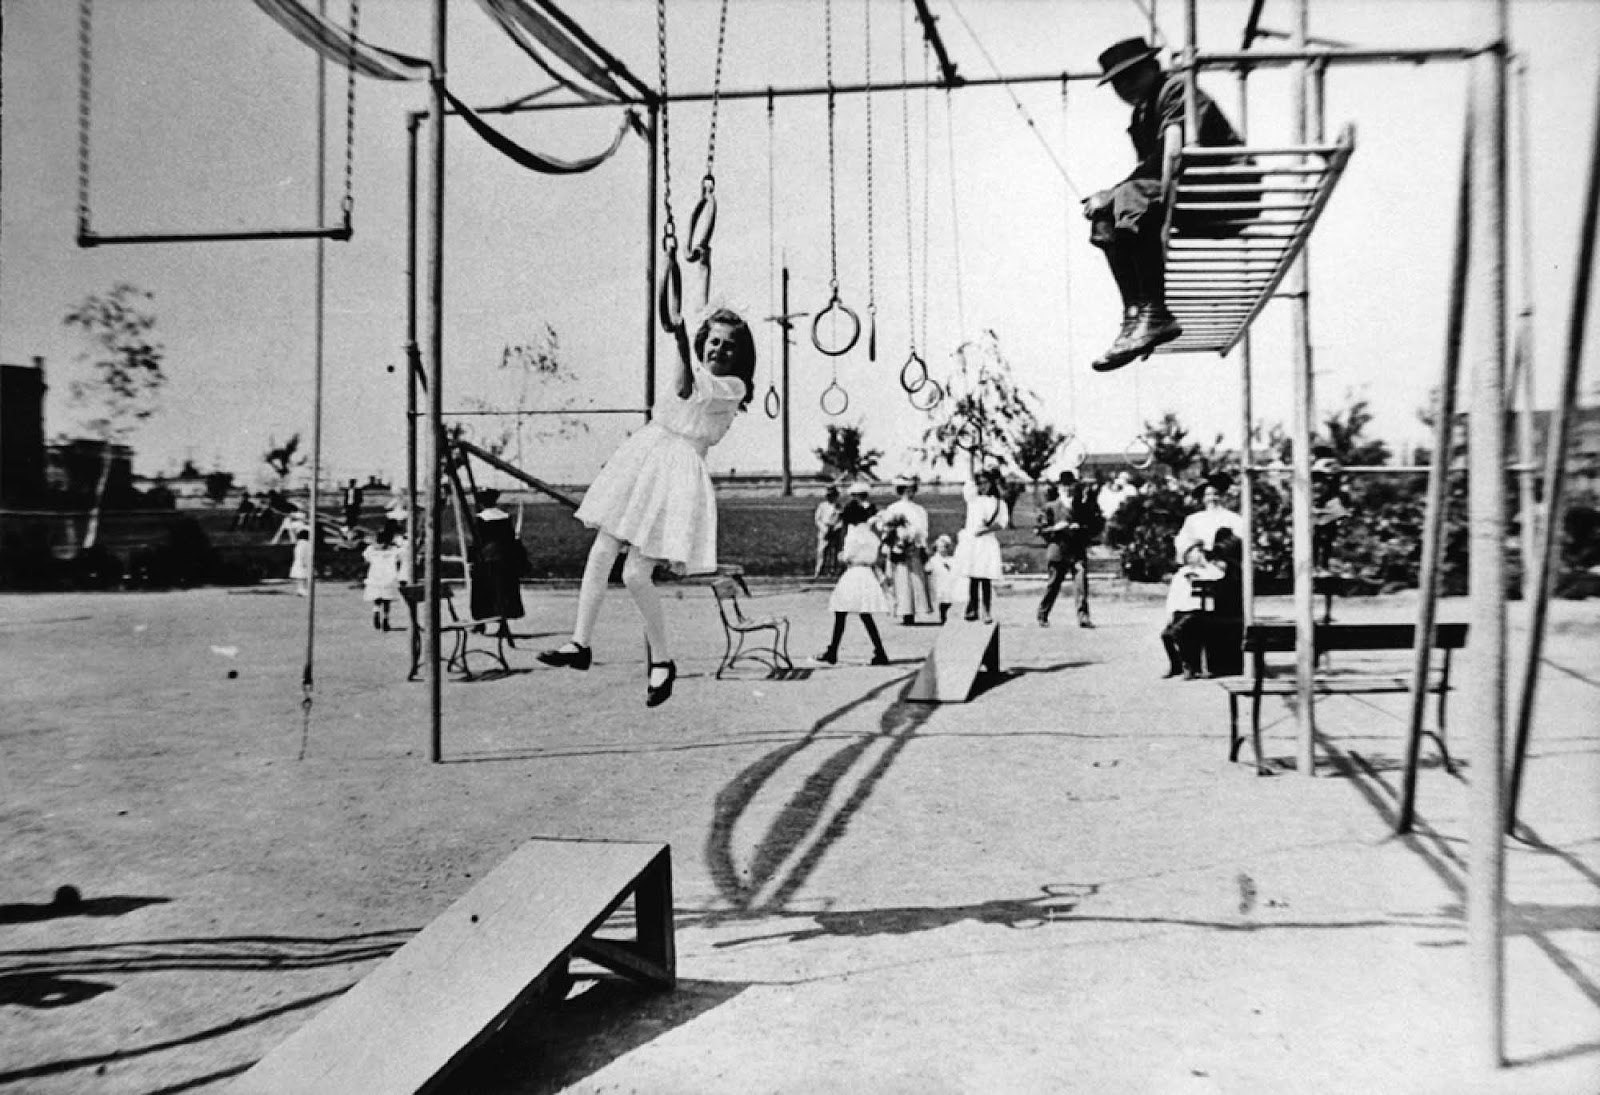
[437,407,645,417]
[77,225,352,248]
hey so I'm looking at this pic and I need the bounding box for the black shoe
[1124,305,1183,359]
[963,610,978,622]
[813,649,838,665]
[537,642,591,670]
[1037,615,1050,628]
[1079,617,1094,629]
[870,652,891,666]
[646,660,676,707]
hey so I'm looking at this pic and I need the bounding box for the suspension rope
[863,0,877,362]
[944,88,966,340]
[812,0,860,361]
[764,89,781,419]
[655,0,682,331]
[76,0,92,243]
[1059,78,1077,413]
[686,0,730,264]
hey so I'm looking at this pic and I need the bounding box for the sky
[2,0,1598,490]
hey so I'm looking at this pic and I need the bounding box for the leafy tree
[1012,422,1071,486]
[814,423,882,482]
[458,324,588,464]
[264,433,305,485]
[63,283,166,548]
[918,331,1039,473]
[1142,412,1204,479]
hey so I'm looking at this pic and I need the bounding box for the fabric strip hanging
[474,0,626,103]
[250,0,430,81]
[444,87,642,174]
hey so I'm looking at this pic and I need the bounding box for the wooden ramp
[905,621,1001,703]
[231,838,674,1095]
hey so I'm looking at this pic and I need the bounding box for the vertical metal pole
[1511,57,1538,602]
[1466,39,1510,1069]
[781,263,793,496]
[1507,59,1600,831]
[425,0,447,762]
[645,104,659,421]
[305,0,328,699]
[1288,0,1318,775]
[405,114,420,583]
[1182,1,1199,142]
[1399,97,1474,835]
[1237,70,1256,627]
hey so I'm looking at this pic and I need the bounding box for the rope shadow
[0,928,414,978]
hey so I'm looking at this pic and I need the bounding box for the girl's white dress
[926,553,961,606]
[953,481,1008,581]
[362,543,405,603]
[574,359,746,575]
[288,539,312,581]
[829,523,890,614]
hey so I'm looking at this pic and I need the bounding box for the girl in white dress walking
[815,487,891,666]
[539,307,756,706]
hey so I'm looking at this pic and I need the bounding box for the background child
[926,534,958,624]
[955,468,1008,624]
[1161,544,1221,679]
[362,525,405,631]
[816,491,891,666]
[288,529,312,597]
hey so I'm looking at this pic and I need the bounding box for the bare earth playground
[2,578,1597,1094]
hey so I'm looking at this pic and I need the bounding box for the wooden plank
[231,839,672,1095]
[905,621,1000,703]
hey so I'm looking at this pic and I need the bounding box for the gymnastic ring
[899,351,928,394]
[909,377,944,412]
[811,293,861,357]
[686,190,717,263]
[658,253,683,333]
[820,380,850,416]
[763,385,781,420]
[1125,436,1155,470]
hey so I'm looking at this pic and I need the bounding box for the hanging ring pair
[899,351,928,394]
[686,177,717,263]
[1125,436,1155,470]
[763,385,781,419]
[811,287,861,357]
[820,379,850,416]
[909,377,944,412]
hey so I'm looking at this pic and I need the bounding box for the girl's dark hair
[841,499,876,526]
[694,308,757,409]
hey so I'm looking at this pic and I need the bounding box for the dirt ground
[2,578,1597,1095]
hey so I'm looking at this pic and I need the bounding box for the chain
[340,0,360,226]
[824,0,839,291]
[656,0,676,252]
[899,0,916,352]
[863,0,876,320]
[701,0,731,195]
[76,0,93,239]
[920,38,931,353]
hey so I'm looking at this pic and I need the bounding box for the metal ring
[1125,436,1155,470]
[763,386,781,419]
[898,351,928,394]
[908,377,943,412]
[820,380,850,416]
[811,293,861,357]
[686,191,717,263]
[657,253,683,333]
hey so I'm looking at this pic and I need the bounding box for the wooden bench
[1221,621,1468,775]
[230,838,675,1095]
[400,583,511,681]
[709,575,792,679]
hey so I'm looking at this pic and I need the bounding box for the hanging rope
[655,0,682,332]
[1059,78,1077,417]
[863,0,877,363]
[763,89,782,419]
[686,0,731,265]
[944,89,966,339]
[812,0,860,360]
[896,0,939,411]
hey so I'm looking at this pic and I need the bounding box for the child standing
[956,469,1008,624]
[1161,544,1221,679]
[815,488,891,665]
[926,534,958,624]
[362,525,405,631]
[288,529,312,597]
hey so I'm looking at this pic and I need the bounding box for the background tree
[204,470,236,505]
[1012,421,1071,491]
[814,423,883,483]
[918,331,1039,473]
[263,434,305,486]
[63,283,166,548]
[458,324,588,466]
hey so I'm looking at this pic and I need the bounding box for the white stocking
[622,550,670,664]
[572,531,622,647]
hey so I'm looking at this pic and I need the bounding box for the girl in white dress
[955,470,1008,624]
[539,307,756,707]
[362,524,405,631]
[816,491,891,665]
[926,534,959,624]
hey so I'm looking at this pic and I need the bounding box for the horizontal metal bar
[437,407,646,416]
[1188,44,1493,70]
[78,225,351,247]
[1183,143,1344,158]
[1185,165,1332,176]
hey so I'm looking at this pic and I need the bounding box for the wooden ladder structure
[1154,123,1356,356]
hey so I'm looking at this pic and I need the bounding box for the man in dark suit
[1035,470,1102,628]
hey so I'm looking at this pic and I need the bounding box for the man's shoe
[1124,305,1183,359]
[537,642,591,670]
[870,652,891,666]
[813,649,838,665]
[1091,336,1142,373]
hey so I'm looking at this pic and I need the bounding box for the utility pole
[766,262,807,497]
